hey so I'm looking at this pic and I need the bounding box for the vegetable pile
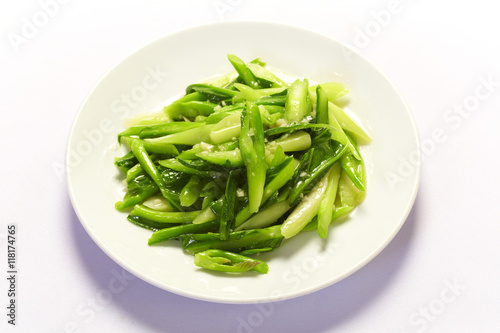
[114,55,371,274]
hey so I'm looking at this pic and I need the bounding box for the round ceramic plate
[66,22,420,303]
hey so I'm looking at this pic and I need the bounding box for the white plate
[66,22,420,303]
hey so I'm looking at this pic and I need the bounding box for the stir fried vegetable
[114,54,371,274]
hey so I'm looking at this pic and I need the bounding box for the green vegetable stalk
[130,140,182,211]
[239,102,267,213]
[180,176,204,207]
[281,170,331,239]
[317,163,341,238]
[218,170,240,240]
[285,79,310,123]
[194,249,268,274]
[228,54,261,89]
[130,204,200,223]
[148,221,218,245]
[340,134,366,191]
[182,225,283,255]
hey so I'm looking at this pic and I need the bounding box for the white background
[1,1,499,332]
